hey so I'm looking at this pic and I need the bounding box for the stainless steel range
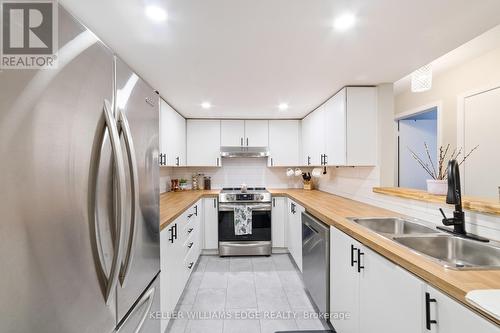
[218,187,272,256]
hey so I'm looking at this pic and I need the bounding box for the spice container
[204,176,211,190]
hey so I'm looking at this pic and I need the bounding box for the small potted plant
[408,143,478,195]
[179,178,188,191]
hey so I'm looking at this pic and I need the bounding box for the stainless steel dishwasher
[302,211,330,315]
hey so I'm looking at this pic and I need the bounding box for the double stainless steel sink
[349,217,500,270]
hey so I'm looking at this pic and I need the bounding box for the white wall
[395,44,500,147]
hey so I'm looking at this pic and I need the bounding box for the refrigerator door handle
[89,99,127,305]
[118,109,139,286]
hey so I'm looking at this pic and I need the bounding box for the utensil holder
[303,180,313,190]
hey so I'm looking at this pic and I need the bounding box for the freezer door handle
[117,109,139,286]
[89,99,126,305]
[118,284,156,332]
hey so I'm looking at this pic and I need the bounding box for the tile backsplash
[160,158,308,192]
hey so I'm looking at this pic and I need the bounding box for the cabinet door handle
[168,226,174,243]
[307,156,311,166]
[187,213,193,218]
[425,292,437,330]
[213,198,217,208]
[350,244,358,267]
[320,154,324,165]
[270,158,273,167]
[187,242,194,248]
[246,138,249,146]
[194,205,198,216]
[188,262,194,269]
[357,249,364,273]
[272,198,275,207]
[241,137,243,146]
[188,228,194,233]
[324,154,328,165]
[216,157,219,166]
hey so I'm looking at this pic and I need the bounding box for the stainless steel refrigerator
[0,5,160,333]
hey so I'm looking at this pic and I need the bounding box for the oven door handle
[218,203,272,211]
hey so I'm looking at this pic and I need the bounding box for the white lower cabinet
[330,227,361,333]
[160,201,202,332]
[330,227,499,333]
[203,197,218,250]
[271,197,286,248]
[425,286,499,333]
[359,246,424,333]
[286,199,304,271]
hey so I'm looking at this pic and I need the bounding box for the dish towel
[465,289,500,321]
[234,205,252,235]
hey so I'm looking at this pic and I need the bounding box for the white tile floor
[166,254,331,333]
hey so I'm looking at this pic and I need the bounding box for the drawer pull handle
[187,242,194,248]
[188,262,194,269]
[188,228,194,233]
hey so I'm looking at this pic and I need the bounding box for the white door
[464,86,500,198]
[325,89,347,166]
[187,119,221,166]
[268,120,300,166]
[271,197,286,248]
[330,227,360,333]
[359,247,424,333]
[426,286,499,333]
[203,197,218,250]
[221,120,245,146]
[245,120,269,147]
[346,87,377,166]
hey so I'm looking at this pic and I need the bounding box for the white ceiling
[60,0,500,119]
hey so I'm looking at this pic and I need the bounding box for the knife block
[303,180,313,190]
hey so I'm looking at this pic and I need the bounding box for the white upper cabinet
[220,120,268,147]
[324,87,377,166]
[301,106,325,166]
[324,89,347,165]
[268,120,300,166]
[302,86,377,167]
[221,120,245,146]
[245,120,269,147]
[160,99,186,166]
[187,119,221,167]
[344,87,377,166]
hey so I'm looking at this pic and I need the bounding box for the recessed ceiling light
[333,13,356,31]
[201,102,212,109]
[145,5,167,22]
[278,103,289,111]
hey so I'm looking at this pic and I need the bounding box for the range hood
[220,146,270,158]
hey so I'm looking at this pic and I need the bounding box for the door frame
[394,101,443,186]
[457,82,500,187]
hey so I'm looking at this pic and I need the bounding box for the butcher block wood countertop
[159,190,218,231]
[373,187,500,217]
[160,188,500,325]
